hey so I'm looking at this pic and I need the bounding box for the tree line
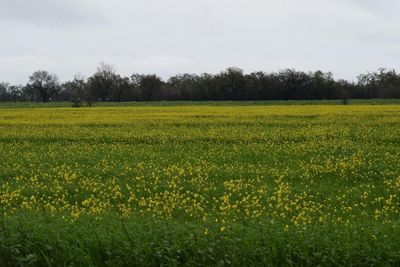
[1,63,400,103]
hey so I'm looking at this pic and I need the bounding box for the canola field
[0,104,400,266]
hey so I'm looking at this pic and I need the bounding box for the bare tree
[28,70,60,102]
[113,75,131,102]
[87,62,118,101]
[62,73,87,99]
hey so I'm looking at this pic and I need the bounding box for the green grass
[0,104,399,266]
[0,98,399,109]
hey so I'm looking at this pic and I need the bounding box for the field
[0,103,400,266]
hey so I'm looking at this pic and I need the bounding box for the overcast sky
[0,0,399,84]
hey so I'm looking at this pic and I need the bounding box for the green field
[0,99,400,108]
[0,103,400,266]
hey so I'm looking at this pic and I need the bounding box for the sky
[0,0,399,84]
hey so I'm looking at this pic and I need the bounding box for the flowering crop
[0,104,399,265]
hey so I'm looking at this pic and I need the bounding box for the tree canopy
[1,64,400,102]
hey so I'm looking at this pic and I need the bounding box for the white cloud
[0,0,399,83]
[0,0,105,26]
